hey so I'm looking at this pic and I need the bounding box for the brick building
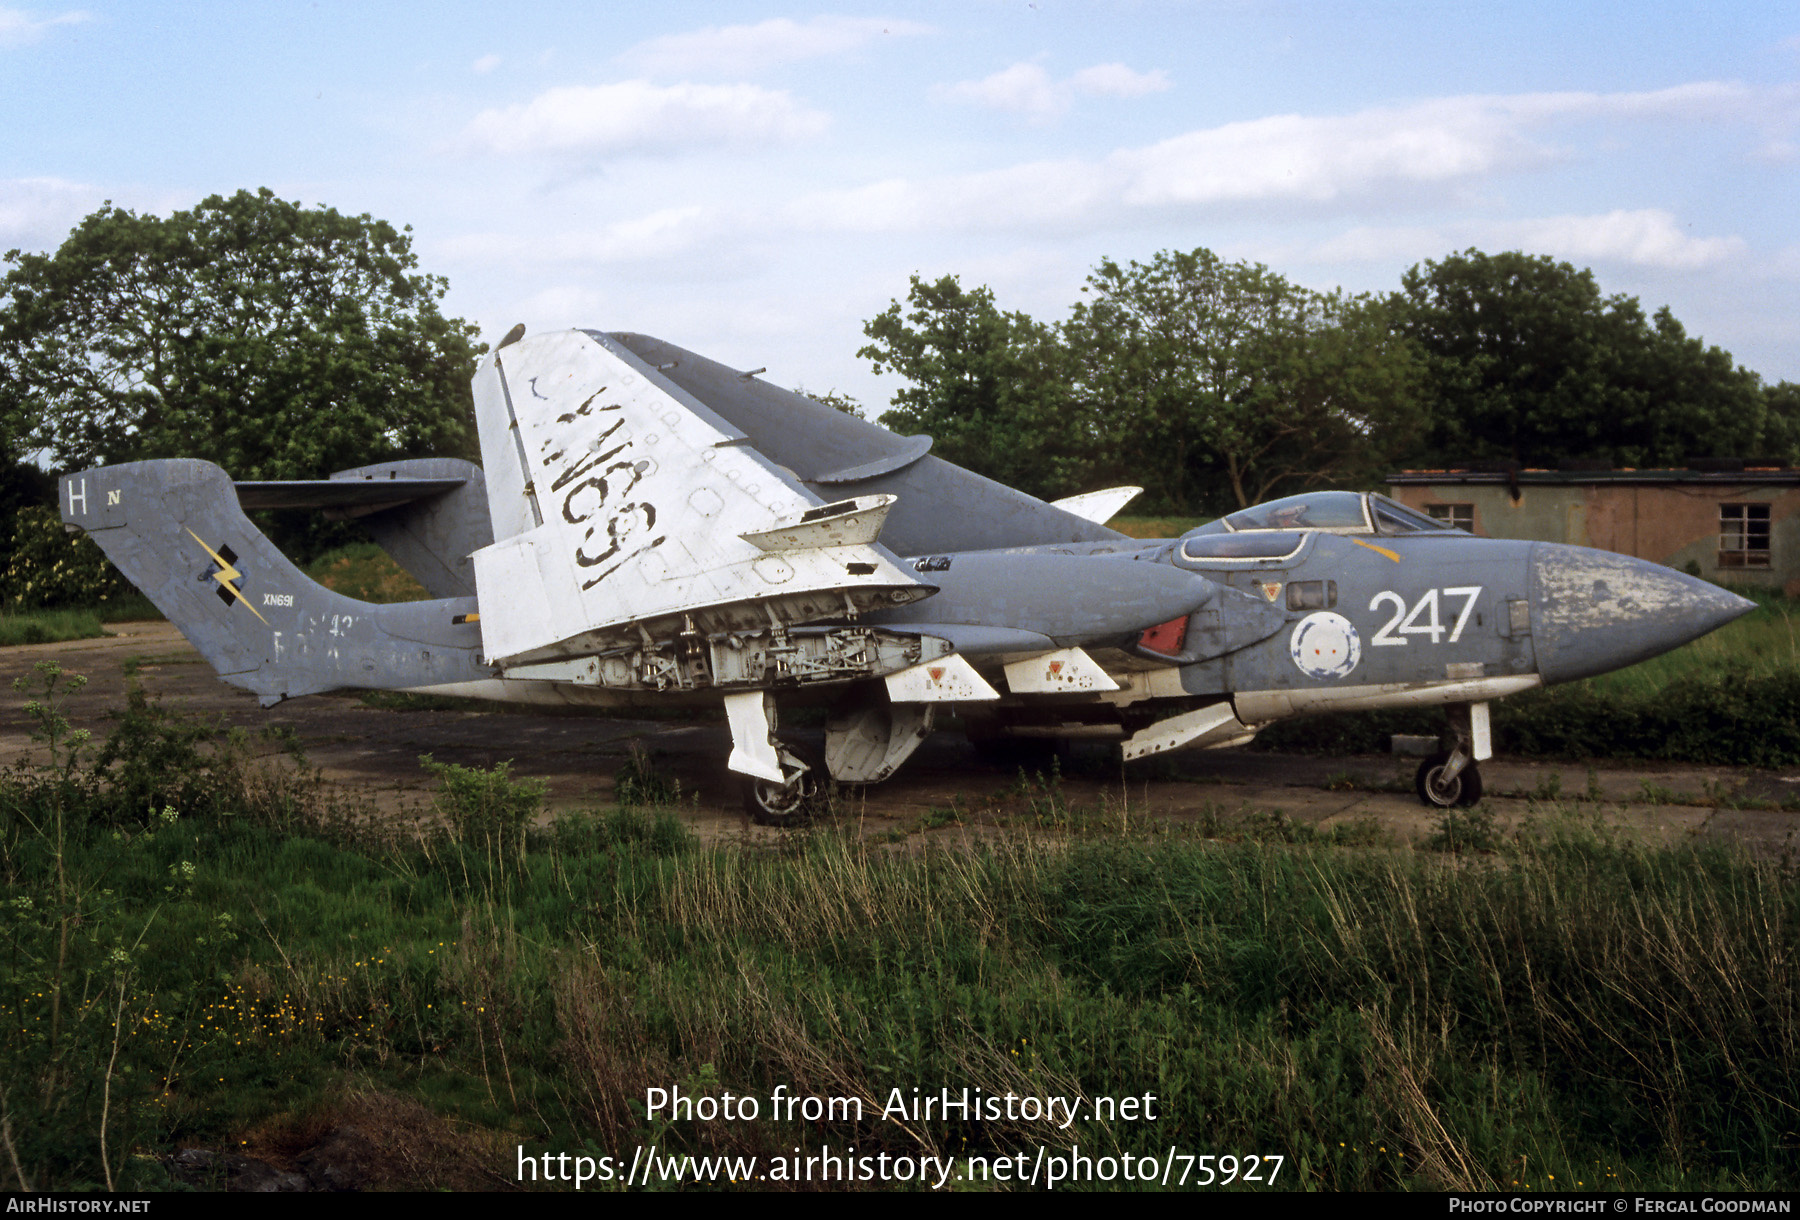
[1385,462,1800,596]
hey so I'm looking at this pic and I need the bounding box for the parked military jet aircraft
[58,328,1754,820]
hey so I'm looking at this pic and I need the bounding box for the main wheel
[741,744,827,826]
[1415,752,1483,808]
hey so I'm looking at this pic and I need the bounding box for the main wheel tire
[1415,752,1483,808]
[741,744,827,826]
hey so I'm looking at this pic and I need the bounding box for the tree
[1765,381,1800,464]
[1397,250,1763,469]
[860,274,1094,501]
[1063,249,1427,513]
[797,387,865,417]
[0,189,482,483]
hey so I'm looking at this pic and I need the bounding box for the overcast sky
[4,1,1796,414]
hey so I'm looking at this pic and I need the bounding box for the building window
[1424,503,1474,532]
[1719,503,1771,568]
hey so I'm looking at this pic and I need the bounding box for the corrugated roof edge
[1386,468,1800,485]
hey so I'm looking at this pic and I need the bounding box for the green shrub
[0,505,133,610]
[420,755,543,881]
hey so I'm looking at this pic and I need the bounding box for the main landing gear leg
[1415,700,1491,808]
[725,691,826,826]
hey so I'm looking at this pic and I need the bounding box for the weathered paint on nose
[1531,542,1756,685]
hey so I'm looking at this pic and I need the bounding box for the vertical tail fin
[60,459,487,704]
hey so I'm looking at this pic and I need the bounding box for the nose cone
[1532,543,1755,685]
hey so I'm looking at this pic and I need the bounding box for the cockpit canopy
[1182,491,1455,539]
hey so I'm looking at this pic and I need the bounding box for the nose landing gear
[1416,749,1483,807]
[1415,700,1490,808]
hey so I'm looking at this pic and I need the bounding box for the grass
[0,593,166,646]
[0,607,109,646]
[5,664,1797,1191]
[304,542,428,604]
[1111,514,1208,539]
[1582,583,1800,697]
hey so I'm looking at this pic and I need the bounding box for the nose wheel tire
[741,744,827,826]
[1416,751,1483,808]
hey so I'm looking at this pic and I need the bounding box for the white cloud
[0,6,86,48]
[472,53,500,75]
[1068,63,1170,100]
[938,63,1061,120]
[459,81,828,158]
[801,84,1794,233]
[1309,210,1746,271]
[1501,209,1746,270]
[1502,81,1774,124]
[0,176,105,251]
[937,60,1169,121]
[1306,225,1455,265]
[444,205,728,266]
[621,15,932,77]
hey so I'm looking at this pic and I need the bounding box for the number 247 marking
[1369,587,1482,646]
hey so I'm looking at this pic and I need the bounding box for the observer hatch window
[1719,503,1771,569]
[1425,503,1474,533]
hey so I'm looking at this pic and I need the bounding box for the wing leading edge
[605,332,1130,555]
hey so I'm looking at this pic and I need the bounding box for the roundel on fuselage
[1289,612,1361,680]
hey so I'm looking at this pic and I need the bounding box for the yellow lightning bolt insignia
[186,528,270,625]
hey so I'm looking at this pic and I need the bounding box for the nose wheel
[1414,700,1490,808]
[740,743,827,826]
[1416,750,1483,807]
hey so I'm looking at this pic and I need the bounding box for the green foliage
[92,684,274,826]
[1065,249,1428,512]
[420,755,543,880]
[1495,665,1800,766]
[0,188,482,503]
[0,505,133,610]
[1765,380,1800,462]
[1397,249,1768,469]
[865,248,1781,515]
[13,660,93,776]
[1110,513,1208,538]
[303,541,428,603]
[612,741,683,808]
[798,386,865,417]
[552,806,694,857]
[863,253,1429,515]
[1255,666,1800,767]
[862,274,1091,501]
[1423,805,1501,853]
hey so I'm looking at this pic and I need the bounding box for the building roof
[1387,465,1800,487]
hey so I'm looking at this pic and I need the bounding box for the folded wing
[470,330,931,666]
